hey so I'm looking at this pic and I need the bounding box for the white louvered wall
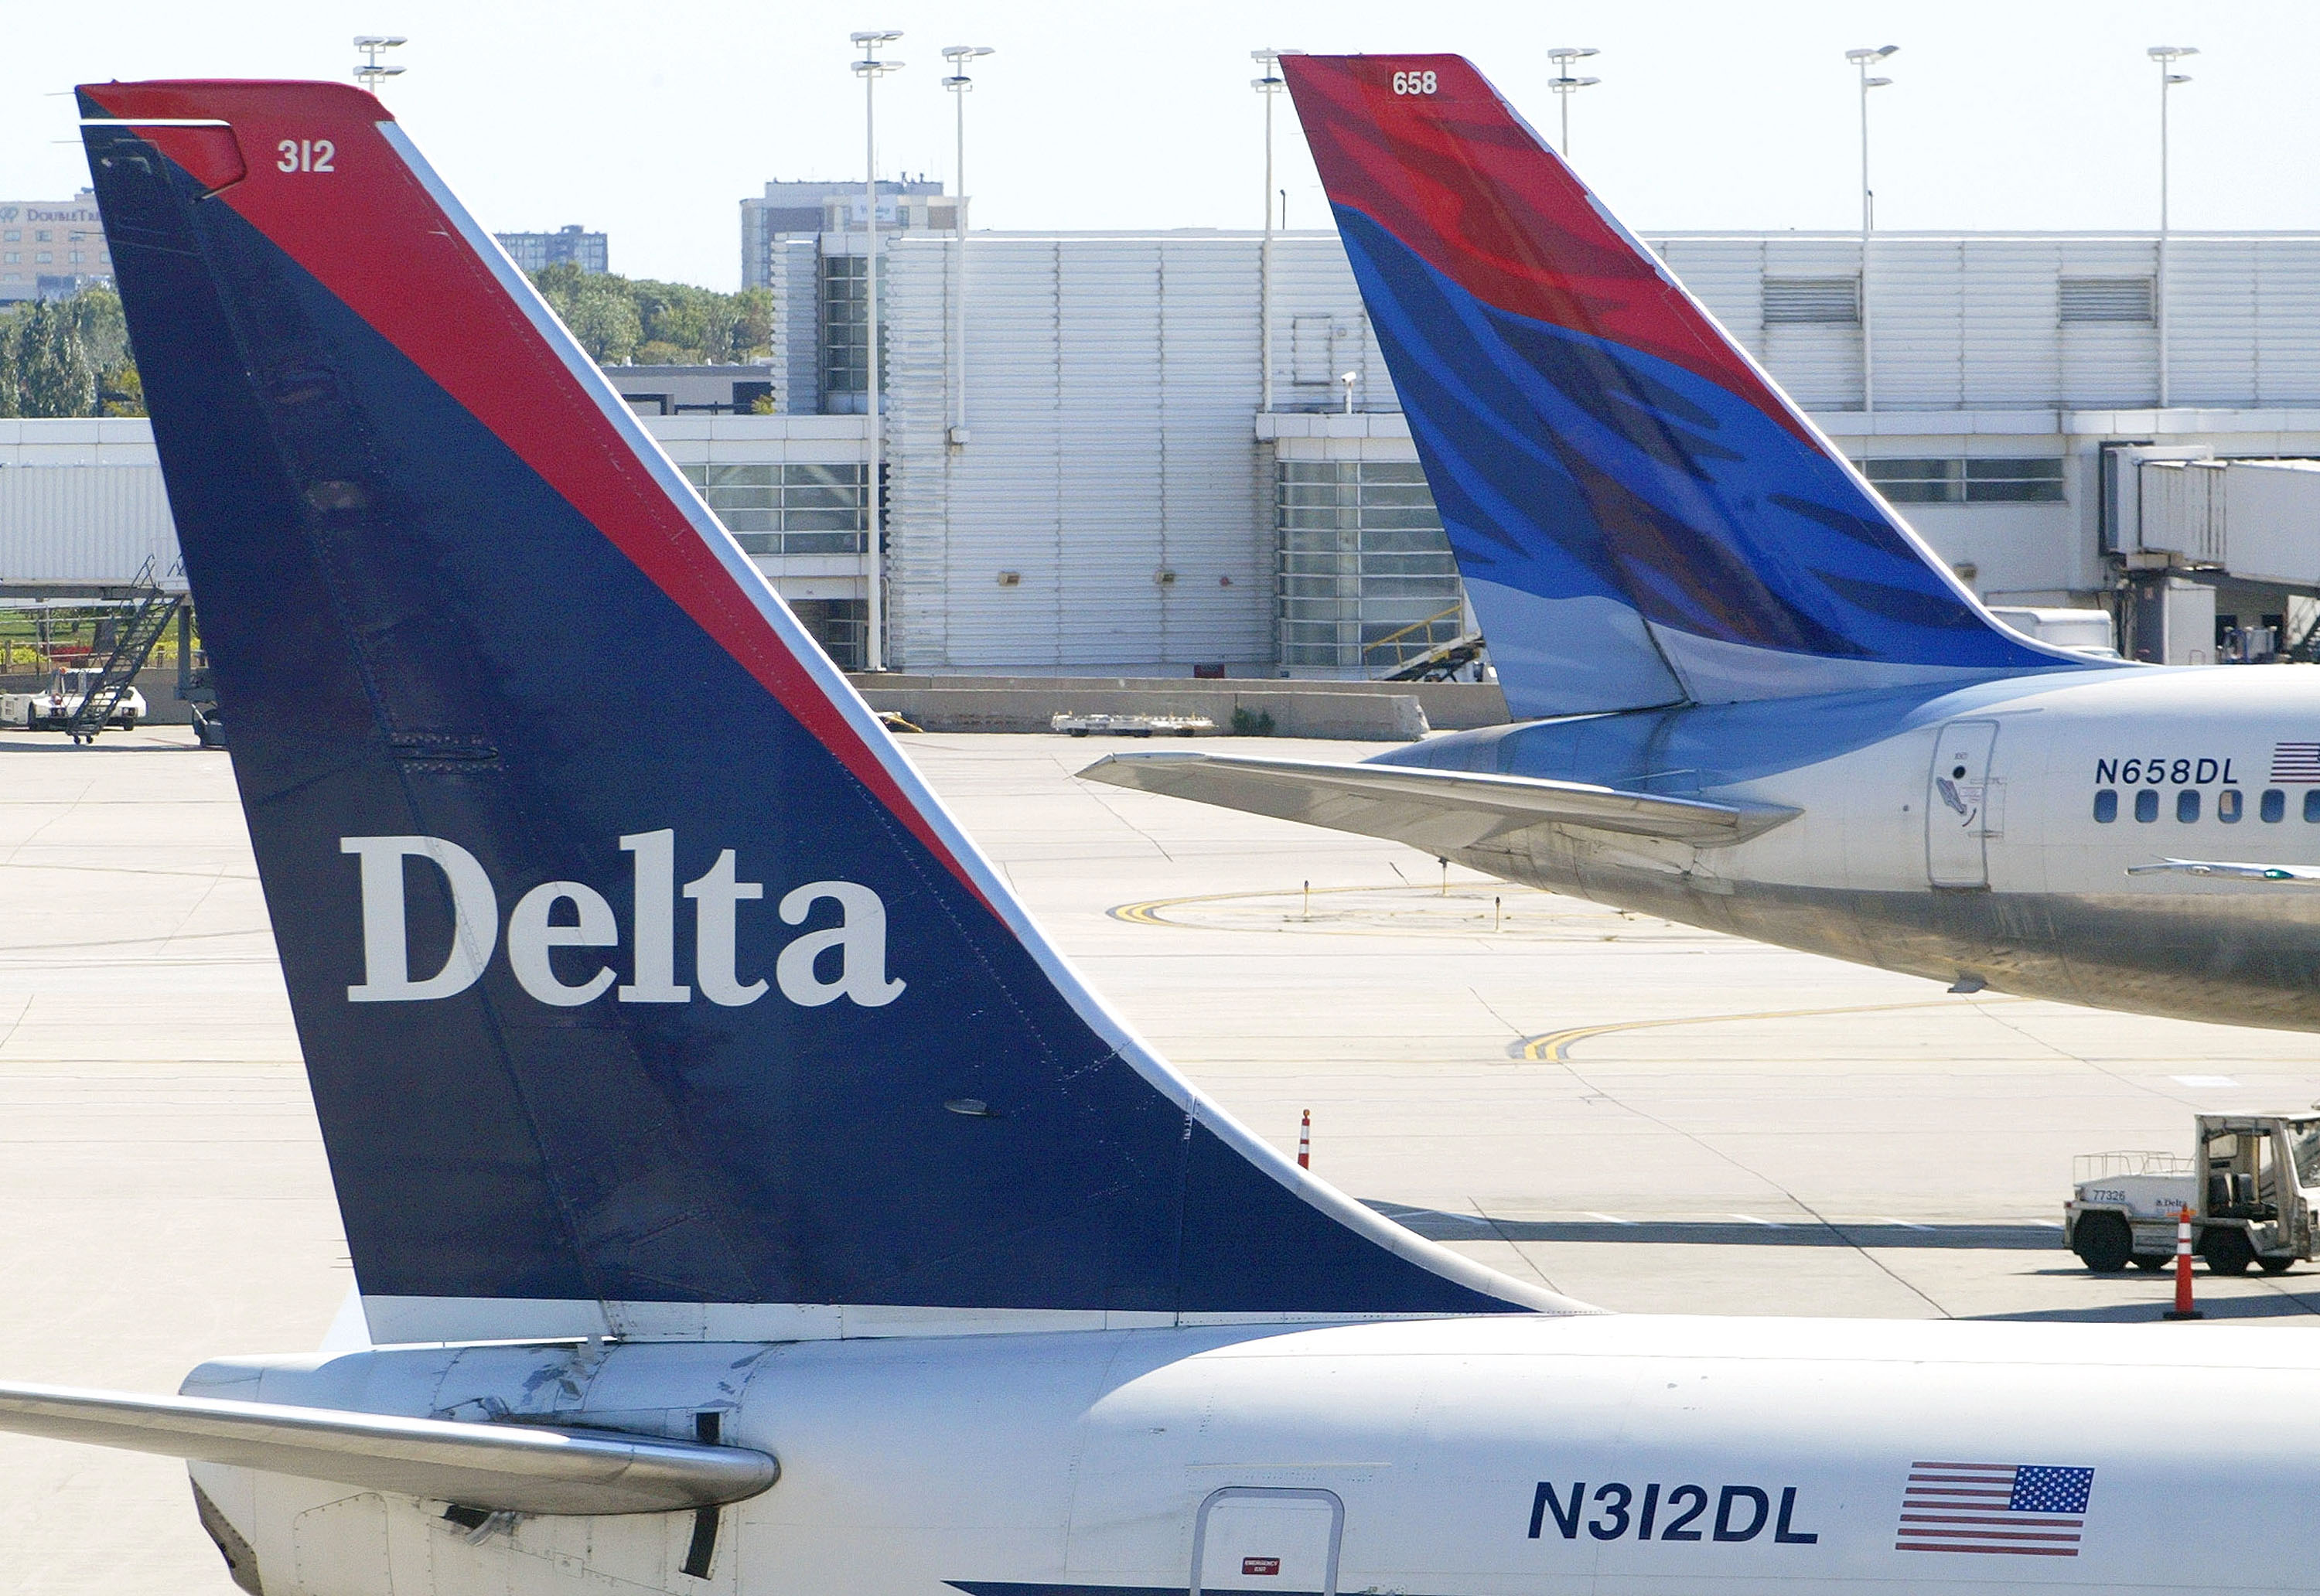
[20,233,2320,658]
[0,461,175,581]
[882,233,1396,670]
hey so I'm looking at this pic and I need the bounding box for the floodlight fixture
[943,43,995,91]
[851,31,905,668]
[943,46,996,442]
[2152,43,2199,406]
[1251,48,1301,411]
[353,35,406,97]
[1547,47,1602,155]
[1845,45,1899,411]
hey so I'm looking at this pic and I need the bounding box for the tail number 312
[1391,70,1438,95]
[278,139,336,173]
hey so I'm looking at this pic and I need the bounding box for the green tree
[534,262,641,363]
[12,299,97,418]
[725,287,775,363]
[0,310,19,420]
[529,264,773,367]
[0,286,144,418]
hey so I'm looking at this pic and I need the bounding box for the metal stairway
[63,570,182,744]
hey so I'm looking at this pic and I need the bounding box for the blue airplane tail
[1281,56,2102,717]
[79,80,1566,1342]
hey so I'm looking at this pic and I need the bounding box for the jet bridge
[2103,448,2320,663]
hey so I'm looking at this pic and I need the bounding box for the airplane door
[1927,720,2000,888]
[1192,1489,1344,1596]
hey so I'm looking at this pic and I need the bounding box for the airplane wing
[2127,858,2320,885]
[1078,751,1798,854]
[0,1382,777,1515]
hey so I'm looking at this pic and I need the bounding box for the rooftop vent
[1762,277,1860,326]
[2060,277,2155,325]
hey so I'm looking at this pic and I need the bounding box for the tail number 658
[1391,70,1438,95]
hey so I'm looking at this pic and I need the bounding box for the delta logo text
[340,830,904,1010]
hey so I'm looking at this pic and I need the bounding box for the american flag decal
[2271,743,2320,783]
[1895,1461,2093,1557]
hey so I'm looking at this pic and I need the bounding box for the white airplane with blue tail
[1082,53,2320,1035]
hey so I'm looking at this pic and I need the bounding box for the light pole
[942,46,994,448]
[1845,45,1897,413]
[1252,49,1288,414]
[851,30,902,673]
[353,36,406,97]
[2151,46,2197,409]
[1546,47,1599,157]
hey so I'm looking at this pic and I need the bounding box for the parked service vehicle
[1051,711,1213,738]
[0,667,145,735]
[2066,1113,2320,1274]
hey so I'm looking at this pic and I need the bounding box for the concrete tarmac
[4,728,2320,1592]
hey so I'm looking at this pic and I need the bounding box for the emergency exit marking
[1242,1558,1281,1576]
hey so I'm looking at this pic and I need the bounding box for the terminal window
[1278,461,1465,670]
[681,462,868,556]
[1861,458,2065,504]
[818,254,887,407]
[788,598,868,672]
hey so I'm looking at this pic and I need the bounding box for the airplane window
[2264,789,2287,823]
[2218,789,2243,823]
[2093,789,2117,823]
[2306,790,2320,823]
[2135,789,2158,823]
[2177,789,2201,822]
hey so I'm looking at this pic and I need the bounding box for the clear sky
[7,2,2314,291]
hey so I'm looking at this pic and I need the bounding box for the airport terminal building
[14,224,2320,673]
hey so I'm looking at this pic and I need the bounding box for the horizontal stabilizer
[2127,858,2320,885]
[0,1381,776,1516]
[1080,750,1796,854]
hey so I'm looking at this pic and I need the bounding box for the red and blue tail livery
[1280,56,2097,715]
[77,79,1571,1342]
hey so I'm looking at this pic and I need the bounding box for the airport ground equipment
[28,64,2320,1596]
[0,567,181,741]
[1083,49,2320,1039]
[1051,711,1213,738]
[0,665,149,738]
[2065,1113,2320,1274]
[189,701,227,748]
[62,578,180,741]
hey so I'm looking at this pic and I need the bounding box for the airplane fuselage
[198,1314,2320,1596]
[1383,666,2320,1031]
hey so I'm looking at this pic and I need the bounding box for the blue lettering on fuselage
[1529,1480,1817,1545]
[2094,757,2236,786]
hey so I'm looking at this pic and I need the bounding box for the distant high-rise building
[0,190,111,303]
[740,178,954,417]
[495,223,609,275]
[739,179,952,290]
